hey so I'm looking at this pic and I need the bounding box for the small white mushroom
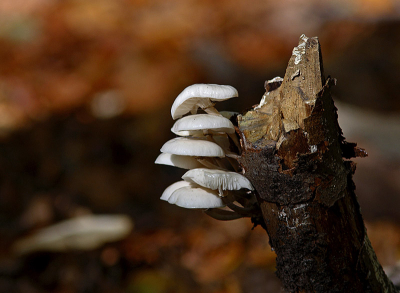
[13,214,133,255]
[160,137,225,158]
[182,168,254,195]
[171,114,235,136]
[171,84,238,120]
[162,181,225,209]
[171,115,241,159]
[155,153,205,169]
[160,180,192,201]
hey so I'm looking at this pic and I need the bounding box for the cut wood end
[239,34,325,149]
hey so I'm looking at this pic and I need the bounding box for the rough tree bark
[237,35,397,292]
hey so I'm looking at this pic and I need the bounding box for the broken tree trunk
[237,35,397,292]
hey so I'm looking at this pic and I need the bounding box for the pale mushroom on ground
[160,137,225,158]
[13,214,133,255]
[155,153,205,169]
[171,84,238,120]
[182,168,254,195]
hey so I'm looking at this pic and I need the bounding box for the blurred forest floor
[1,0,400,292]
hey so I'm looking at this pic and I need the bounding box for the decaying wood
[237,35,397,292]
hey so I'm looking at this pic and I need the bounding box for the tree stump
[237,35,397,292]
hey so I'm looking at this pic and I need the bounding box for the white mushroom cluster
[155,84,257,220]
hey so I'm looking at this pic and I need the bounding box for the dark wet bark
[237,35,397,293]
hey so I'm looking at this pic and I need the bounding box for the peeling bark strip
[238,35,397,292]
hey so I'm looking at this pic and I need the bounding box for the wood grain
[237,35,396,292]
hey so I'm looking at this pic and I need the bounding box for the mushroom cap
[182,168,254,191]
[162,181,224,209]
[155,153,205,169]
[171,114,235,136]
[160,180,191,201]
[171,84,238,120]
[160,137,225,158]
[13,215,133,255]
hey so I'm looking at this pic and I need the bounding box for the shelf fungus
[171,113,240,151]
[155,153,205,169]
[171,84,238,119]
[160,137,225,158]
[182,168,254,196]
[161,181,224,209]
[171,114,235,136]
[156,83,262,223]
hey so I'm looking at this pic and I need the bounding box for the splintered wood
[237,35,396,293]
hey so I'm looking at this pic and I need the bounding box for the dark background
[1,1,400,292]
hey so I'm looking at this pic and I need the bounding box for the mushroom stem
[228,133,241,152]
[226,157,240,172]
[204,106,222,116]
[224,190,241,202]
[225,152,240,159]
[204,133,213,142]
[204,134,239,172]
[204,208,243,221]
[215,158,232,170]
[227,190,256,206]
[196,158,227,170]
[226,202,255,217]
